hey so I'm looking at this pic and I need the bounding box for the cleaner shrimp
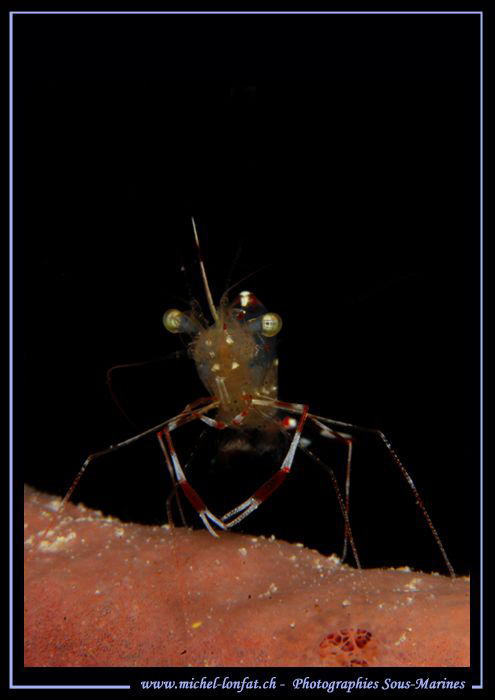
[38,217,454,579]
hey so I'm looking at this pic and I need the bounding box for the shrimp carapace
[163,290,282,427]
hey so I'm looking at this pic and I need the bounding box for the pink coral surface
[24,487,469,667]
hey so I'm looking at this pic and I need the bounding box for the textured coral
[24,487,469,667]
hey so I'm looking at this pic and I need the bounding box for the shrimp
[38,217,454,578]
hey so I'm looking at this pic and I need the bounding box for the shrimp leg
[220,404,309,527]
[37,398,220,547]
[157,426,227,537]
[253,400,453,578]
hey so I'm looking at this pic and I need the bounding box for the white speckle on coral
[403,577,423,592]
[259,582,278,598]
[39,531,77,552]
[47,497,62,512]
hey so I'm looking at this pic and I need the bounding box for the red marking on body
[233,292,260,308]
[216,421,226,430]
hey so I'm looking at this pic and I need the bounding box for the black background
[16,11,479,578]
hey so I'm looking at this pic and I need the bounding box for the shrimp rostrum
[52,218,455,577]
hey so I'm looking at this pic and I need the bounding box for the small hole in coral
[320,627,377,666]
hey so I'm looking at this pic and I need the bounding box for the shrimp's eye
[163,309,201,336]
[163,309,184,334]
[261,313,282,337]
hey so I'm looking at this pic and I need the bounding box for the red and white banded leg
[157,393,256,534]
[156,428,226,538]
[310,413,454,577]
[36,398,220,549]
[220,403,309,528]
[252,398,361,567]
[280,413,354,545]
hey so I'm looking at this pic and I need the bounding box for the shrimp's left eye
[163,309,202,336]
[261,313,282,337]
[163,309,183,333]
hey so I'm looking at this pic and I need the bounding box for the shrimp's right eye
[163,309,185,334]
[260,312,282,337]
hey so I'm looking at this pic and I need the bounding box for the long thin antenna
[191,217,218,323]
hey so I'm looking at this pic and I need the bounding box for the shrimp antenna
[192,217,219,323]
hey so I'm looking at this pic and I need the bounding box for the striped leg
[252,399,360,568]
[157,428,226,537]
[36,399,218,549]
[308,412,454,578]
[221,404,309,528]
[281,411,354,560]
[156,394,254,535]
[308,416,354,562]
[255,398,453,576]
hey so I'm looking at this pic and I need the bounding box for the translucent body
[191,293,279,427]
